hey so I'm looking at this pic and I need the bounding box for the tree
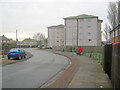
[33,33,45,41]
[103,1,119,41]
[33,33,45,46]
[103,24,111,41]
[107,2,118,29]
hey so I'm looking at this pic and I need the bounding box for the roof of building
[48,24,64,28]
[22,38,37,42]
[0,35,10,41]
[64,14,98,19]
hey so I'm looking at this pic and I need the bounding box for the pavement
[68,55,112,88]
[47,51,112,88]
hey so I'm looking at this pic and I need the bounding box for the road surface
[2,48,70,88]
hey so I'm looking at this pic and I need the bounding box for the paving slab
[68,55,112,88]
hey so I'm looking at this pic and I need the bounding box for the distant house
[22,38,38,46]
[0,35,10,43]
[0,35,16,52]
[9,38,16,44]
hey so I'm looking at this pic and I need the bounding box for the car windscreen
[9,49,19,52]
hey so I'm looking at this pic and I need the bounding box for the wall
[53,46,103,53]
[103,43,120,89]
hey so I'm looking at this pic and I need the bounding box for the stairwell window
[88,39,92,42]
[80,26,83,29]
[79,33,82,35]
[79,39,82,41]
[87,26,91,28]
[87,32,91,35]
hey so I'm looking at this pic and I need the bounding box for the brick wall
[111,36,120,43]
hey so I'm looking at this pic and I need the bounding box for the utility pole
[16,29,18,42]
[77,19,78,47]
[16,29,18,47]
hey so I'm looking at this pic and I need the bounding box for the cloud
[1,0,113,41]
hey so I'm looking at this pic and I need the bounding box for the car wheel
[8,57,10,59]
[18,56,22,60]
[24,55,26,58]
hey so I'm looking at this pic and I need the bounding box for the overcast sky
[0,0,117,41]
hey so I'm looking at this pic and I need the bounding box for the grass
[82,52,103,65]
[0,55,7,59]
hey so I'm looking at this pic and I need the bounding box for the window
[61,37,64,39]
[80,26,83,29]
[20,50,24,53]
[79,19,84,22]
[85,19,92,22]
[72,32,75,37]
[87,19,92,22]
[61,41,64,43]
[79,33,82,35]
[112,31,114,38]
[79,39,82,41]
[87,26,91,28]
[115,30,118,36]
[60,29,64,31]
[10,49,18,52]
[87,32,91,35]
[119,28,120,35]
[111,32,113,38]
[88,39,92,41]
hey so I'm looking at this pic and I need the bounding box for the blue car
[8,48,26,60]
[37,45,41,48]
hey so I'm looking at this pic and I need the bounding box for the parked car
[37,45,42,48]
[47,47,52,49]
[8,48,26,60]
[42,46,46,49]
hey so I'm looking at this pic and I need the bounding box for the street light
[72,32,75,56]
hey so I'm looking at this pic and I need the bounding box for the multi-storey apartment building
[64,14,103,46]
[48,24,65,47]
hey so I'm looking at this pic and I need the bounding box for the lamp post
[72,39,74,56]
[72,32,75,56]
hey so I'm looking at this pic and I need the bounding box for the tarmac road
[2,48,70,88]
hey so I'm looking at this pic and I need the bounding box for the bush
[69,47,76,52]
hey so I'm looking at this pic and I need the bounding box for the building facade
[48,24,65,47]
[64,14,103,46]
